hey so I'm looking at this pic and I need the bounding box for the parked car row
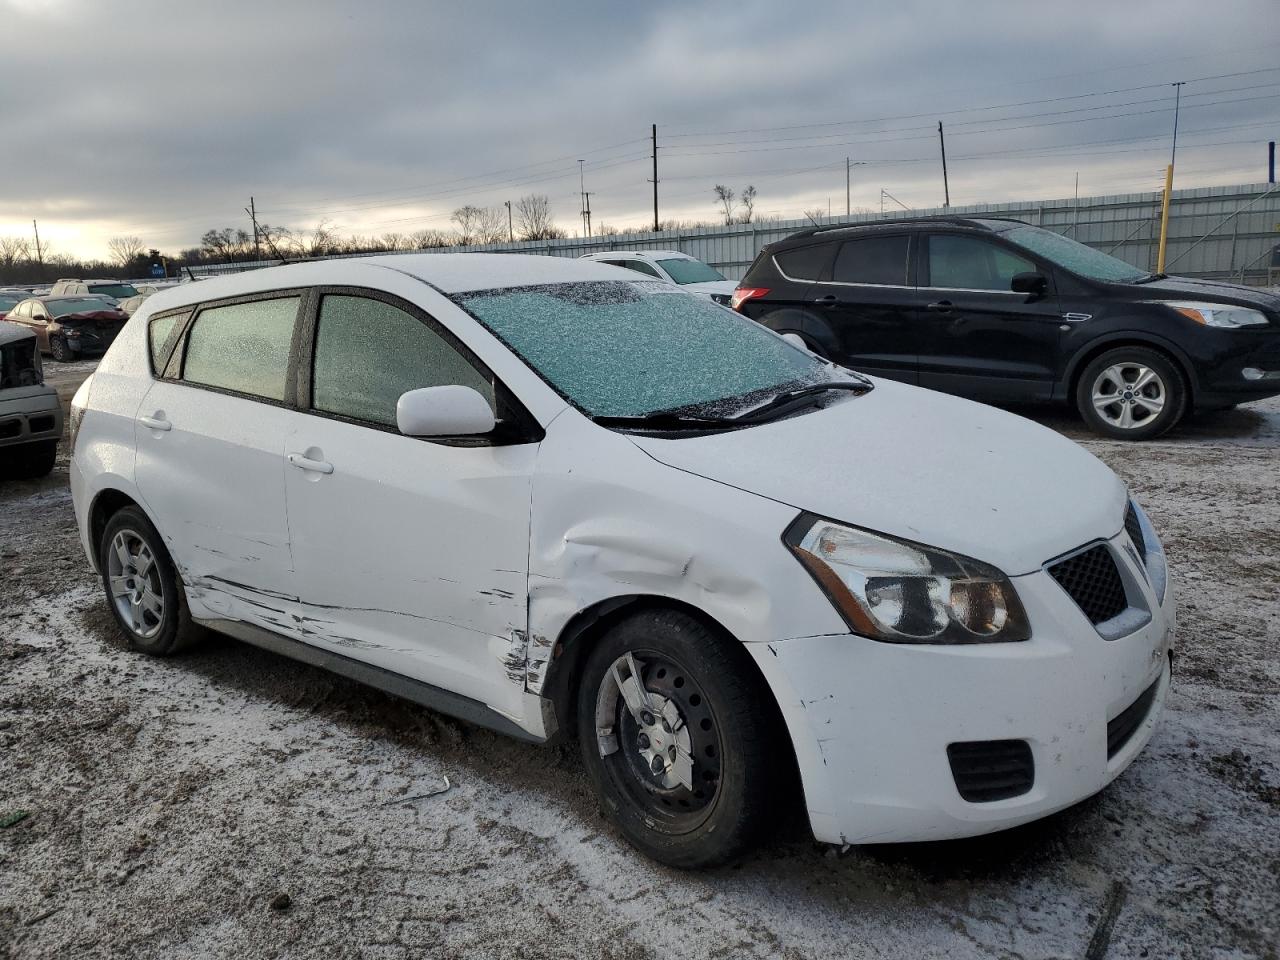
[0,294,128,361]
[70,250,1176,868]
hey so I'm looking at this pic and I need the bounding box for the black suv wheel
[1076,346,1186,440]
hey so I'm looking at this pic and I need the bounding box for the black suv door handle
[813,295,840,307]
[926,300,955,313]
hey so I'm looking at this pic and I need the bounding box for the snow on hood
[678,280,738,297]
[628,377,1126,576]
[0,320,36,347]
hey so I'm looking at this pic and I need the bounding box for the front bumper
[749,530,1175,845]
[0,387,63,450]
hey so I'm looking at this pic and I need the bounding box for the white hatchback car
[580,250,738,304]
[70,254,1174,867]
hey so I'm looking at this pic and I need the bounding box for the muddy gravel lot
[2,362,1277,960]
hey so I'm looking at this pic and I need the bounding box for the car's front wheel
[1076,347,1187,440]
[99,506,202,655]
[576,609,782,868]
[50,336,77,363]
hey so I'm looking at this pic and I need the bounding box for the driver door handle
[288,453,334,475]
[926,300,954,313]
[137,414,171,432]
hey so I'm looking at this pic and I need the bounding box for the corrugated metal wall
[192,181,1280,283]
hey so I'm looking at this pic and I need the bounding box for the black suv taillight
[730,287,770,312]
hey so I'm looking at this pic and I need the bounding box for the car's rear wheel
[99,506,201,655]
[576,609,781,868]
[4,440,58,479]
[1076,347,1186,440]
[50,336,77,363]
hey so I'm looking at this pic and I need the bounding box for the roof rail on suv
[786,215,1031,242]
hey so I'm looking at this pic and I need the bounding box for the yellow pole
[1156,163,1174,273]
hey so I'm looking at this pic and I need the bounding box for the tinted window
[775,243,836,281]
[832,235,910,285]
[657,258,725,284]
[620,260,661,279]
[926,235,1035,291]
[460,280,825,419]
[312,295,494,427]
[87,283,137,299]
[183,296,298,401]
[149,311,189,373]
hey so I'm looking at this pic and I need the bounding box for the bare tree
[452,205,507,245]
[515,194,564,241]
[713,185,736,225]
[451,205,485,245]
[379,232,408,251]
[200,228,254,262]
[739,185,757,223]
[107,235,144,268]
[0,236,29,268]
[802,208,827,226]
[409,228,451,249]
[306,219,339,256]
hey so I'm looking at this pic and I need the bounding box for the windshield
[0,295,23,311]
[458,280,824,418]
[50,298,114,317]
[87,283,137,299]
[1001,226,1147,283]
[657,258,726,285]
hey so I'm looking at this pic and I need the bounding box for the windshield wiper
[732,380,873,423]
[1132,272,1167,284]
[592,411,739,431]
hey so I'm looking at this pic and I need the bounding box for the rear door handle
[813,295,840,307]
[926,300,954,313]
[288,452,334,475]
[138,414,171,432]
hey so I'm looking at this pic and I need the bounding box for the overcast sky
[2,0,1277,260]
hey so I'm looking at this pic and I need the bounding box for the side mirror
[780,332,808,351]
[396,385,496,437]
[1010,272,1048,298]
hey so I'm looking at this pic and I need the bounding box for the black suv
[733,217,1280,439]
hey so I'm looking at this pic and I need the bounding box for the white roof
[0,320,36,347]
[583,249,690,260]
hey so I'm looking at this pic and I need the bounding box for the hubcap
[1091,363,1166,430]
[595,651,722,827]
[106,530,164,639]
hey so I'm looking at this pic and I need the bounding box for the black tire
[99,505,201,655]
[50,336,77,363]
[4,440,57,479]
[1075,346,1187,440]
[576,609,783,868]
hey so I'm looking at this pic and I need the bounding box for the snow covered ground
[1,370,1277,959]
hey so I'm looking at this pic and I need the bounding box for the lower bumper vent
[947,739,1035,803]
[1107,678,1160,759]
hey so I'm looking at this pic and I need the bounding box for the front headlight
[1126,498,1168,605]
[1168,301,1269,329]
[784,514,1031,644]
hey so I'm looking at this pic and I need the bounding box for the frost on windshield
[459,281,825,418]
[1003,226,1146,282]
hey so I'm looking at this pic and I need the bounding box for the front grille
[1124,503,1146,558]
[1107,677,1160,759]
[28,415,55,433]
[0,418,20,439]
[947,739,1035,803]
[1048,545,1127,625]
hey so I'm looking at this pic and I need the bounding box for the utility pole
[246,196,261,261]
[937,122,950,208]
[1169,81,1185,169]
[583,192,593,237]
[32,219,43,269]
[578,160,587,237]
[504,200,513,242]
[846,158,851,217]
[651,123,660,232]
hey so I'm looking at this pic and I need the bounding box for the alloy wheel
[1091,362,1166,431]
[106,529,165,639]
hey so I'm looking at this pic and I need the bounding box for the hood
[1121,275,1280,318]
[628,378,1126,577]
[679,280,739,297]
[58,309,127,322]
[0,320,36,347]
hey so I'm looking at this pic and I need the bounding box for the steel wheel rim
[1091,362,1166,430]
[106,529,164,639]
[594,650,723,832]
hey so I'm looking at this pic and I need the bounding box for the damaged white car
[69,254,1174,867]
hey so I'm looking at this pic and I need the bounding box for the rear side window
[182,296,299,401]
[775,243,836,281]
[620,260,662,279]
[832,235,910,285]
[148,311,190,374]
[312,295,494,427]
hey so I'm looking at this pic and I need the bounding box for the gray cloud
[0,0,1276,257]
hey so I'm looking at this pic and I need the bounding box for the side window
[926,235,1036,291]
[622,260,662,279]
[775,242,837,281]
[13,302,31,319]
[312,295,495,427]
[148,310,190,374]
[182,296,299,401]
[832,235,910,285]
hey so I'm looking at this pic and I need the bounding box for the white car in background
[581,250,738,304]
[69,254,1173,868]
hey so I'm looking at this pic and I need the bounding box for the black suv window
[182,296,299,402]
[312,294,495,427]
[832,235,910,285]
[925,234,1036,291]
[775,243,836,281]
